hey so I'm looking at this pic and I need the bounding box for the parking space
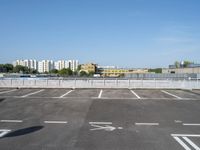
[133,90,175,99]
[0,88,13,92]
[0,88,200,100]
[0,88,41,97]
[101,89,136,99]
[28,89,70,98]
[191,89,200,95]
[66,89,100,98]
[166,90,200,99]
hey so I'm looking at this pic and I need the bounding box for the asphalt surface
[0,88,200,150]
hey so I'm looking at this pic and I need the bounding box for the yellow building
[81,63,97,73]
[100,68,148,77]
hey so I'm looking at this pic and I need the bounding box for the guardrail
[0,78,200,89]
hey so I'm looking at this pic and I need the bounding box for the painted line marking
[183,123,200,126]
[0,120,23,123]
[130,90,141,99]
[98,90,103,99]
[59,90,74,98]
[0,129,11,138]
[173,137,191,150]
[171,134,200,137]
[44,121,68,124]
[183,137,200,150]
[89,122,112,125]
[135,123,159,126]
[21,89,45,97]
[161,90,182,99]
[0,89,17,94]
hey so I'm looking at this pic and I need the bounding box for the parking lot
[0,88,200,150]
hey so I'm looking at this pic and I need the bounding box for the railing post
[11,79,12,87]
[104,78,105,87]
[34,79,36,86]
[23,79,25,86]
[59,79,61,87]
[75,78,77,87]
[129,79,130,88]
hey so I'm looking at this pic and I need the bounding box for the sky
[0,0,200,68]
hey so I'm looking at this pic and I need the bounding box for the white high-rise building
[69,60,79,71]
[54,60,66,70]
[13,59,38,70]
[13,60,24,66]
[38,60,54,73]
[13,59,79,73]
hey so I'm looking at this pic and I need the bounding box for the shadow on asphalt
[3,126,44,138]
[0,98,5,103]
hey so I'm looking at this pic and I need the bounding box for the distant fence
[0,78,200,89]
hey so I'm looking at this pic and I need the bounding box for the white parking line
[98,90,103,98]
[89,122,112,125]
[171,134,200,137]
[183,123,200,126]
[59,90,74,98]
[0,89,17,94]
[161,90,182,99]
[44,121,68,124]
[135,123,159,126]
[130,90,141,99]
[0,120,23,123]
[173,137,191,150]
[183,137,200,150]
[21,89,45,97]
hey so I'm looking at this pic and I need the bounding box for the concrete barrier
[0,78,200,89]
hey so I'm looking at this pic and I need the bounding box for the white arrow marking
[90,124,116,131]
[0,129,11,138]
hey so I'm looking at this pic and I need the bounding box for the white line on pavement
[135,123,159,126]
[173,137,191,150]
[0,129,11,138]
[183,123,200,126]
[183,137,200,150]
[171,134,200,137]
[44,121,68,124]
[21,89,44,97]
[89,122,112,124]
[98,90,103,98]
[130,90,141,99]
[0,120,23,123]
[0,89,17,94]
[59,90,74,98]
[161,90,182,99]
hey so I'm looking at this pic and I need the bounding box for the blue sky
[0,0,200,68]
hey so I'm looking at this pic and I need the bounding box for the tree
[77,65,82,71]
[58,68,73,76]
[148,68,162,73]
[13,65,29,74]
[183,60,193,68]
[49,69,58,74]
[174,61,180,68]
[88,71,95,77]
[29,68,38,74]
[79,71,88,77]
[0,64,13,73]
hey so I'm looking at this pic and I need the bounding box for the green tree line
[0,64,95,77]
